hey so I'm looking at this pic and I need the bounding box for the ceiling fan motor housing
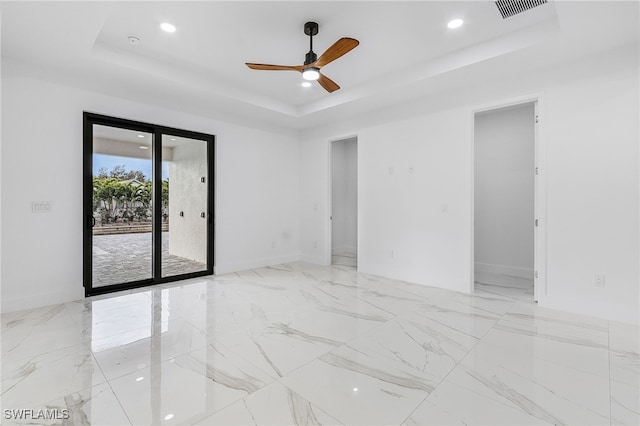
[305,51,317,65]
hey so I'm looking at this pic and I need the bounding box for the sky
[94,154,170,180]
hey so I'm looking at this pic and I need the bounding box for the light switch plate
[32,201,52,213]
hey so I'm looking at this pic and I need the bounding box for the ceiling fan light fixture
[245,22,358,93]
[302,67,320,81]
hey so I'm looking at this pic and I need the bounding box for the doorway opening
[330,137,358,267]
[473,101,539,302]
[83,113,215,296]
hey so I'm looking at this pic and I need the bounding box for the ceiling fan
[245,21,359,93]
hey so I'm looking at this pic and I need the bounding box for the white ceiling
[94,124,200,148]
[94,125,152,145]
[2,1,638,132]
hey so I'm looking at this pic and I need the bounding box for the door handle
[201,212,206,218]
[88,215,95,228]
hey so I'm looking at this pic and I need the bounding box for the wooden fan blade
[317,73,340,93]
[245,63,304,72]
[314,37,359,68]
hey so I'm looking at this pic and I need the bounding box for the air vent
[495,0,547,19]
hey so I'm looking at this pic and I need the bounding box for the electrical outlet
[594,275,605,288]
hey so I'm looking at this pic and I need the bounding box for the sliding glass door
[90,125,154,288]
[83,113,214,296]
[160,135,210,278]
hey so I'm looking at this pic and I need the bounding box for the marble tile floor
[474,270,534,302]
[1,261,638,425]
[332,253,357,268]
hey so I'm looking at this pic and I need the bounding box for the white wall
[542,64,638,324]
[358,110,472,291]
[303,109,473,292]
[1,46,638,325]
[299,47,639,324]
[331,138,357,257]
[168,140,208,264]
[1,62,300,313]
[474,103,535,278]
[299,135,329,265]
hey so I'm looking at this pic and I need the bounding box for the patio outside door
[83,113,214,296]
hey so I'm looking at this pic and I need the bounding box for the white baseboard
[540,295,639,325]
[299,254,329,265]
[2,288,84,314]
[215,254,301,275]
[474,262,533,279]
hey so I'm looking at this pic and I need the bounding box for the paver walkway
[92,232,206,287]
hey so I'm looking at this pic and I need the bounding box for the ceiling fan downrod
[304,21,319,65]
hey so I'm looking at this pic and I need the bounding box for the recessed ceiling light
[137,134,145,138]
[301,82,312,88]
[164,414,174,421]
[447,19,464,29]
[135,376,144,382]
[139,146,149,150]
[161,22,176,33]
[170,138,176,141]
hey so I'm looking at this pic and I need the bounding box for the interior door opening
[83,113,215,296]
[473,101,537,301]
[330,137,358,267]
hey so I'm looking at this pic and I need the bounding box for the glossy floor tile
[194,381,343,425]
[332,253,357,267]
[474,270,534,302]
[1,261,638,425]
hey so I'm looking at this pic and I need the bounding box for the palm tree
[93,178,120,222]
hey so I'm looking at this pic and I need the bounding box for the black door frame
[83,112,215,297]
